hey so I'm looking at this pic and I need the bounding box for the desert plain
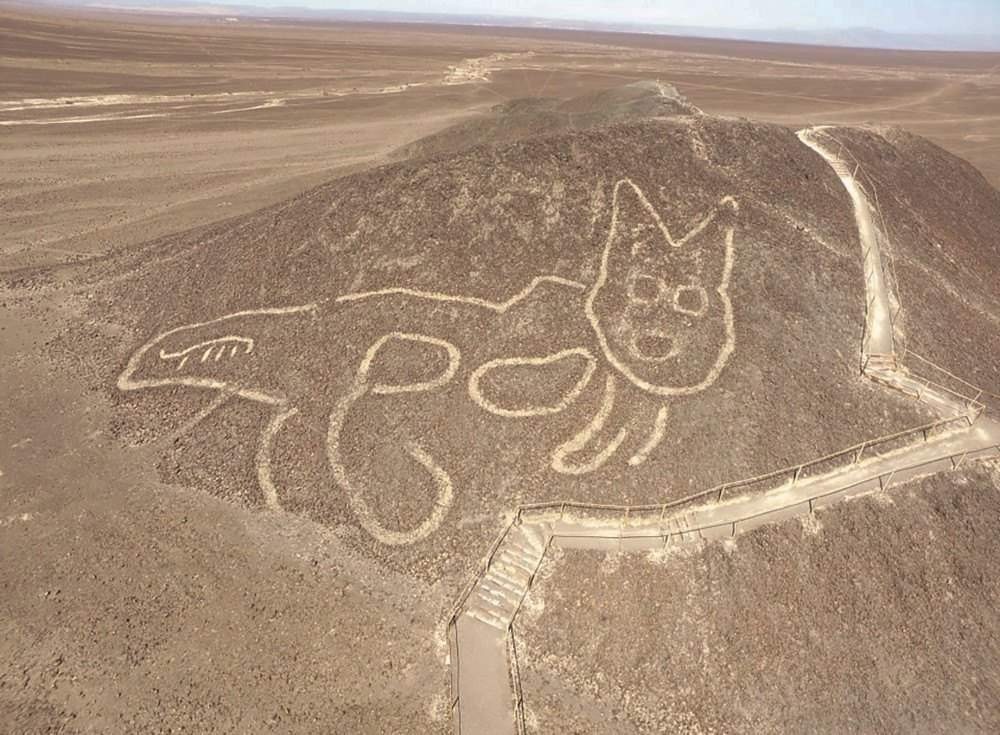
[4,2,1000,270]
[2,2,1000,733]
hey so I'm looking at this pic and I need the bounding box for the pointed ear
[696,197,738,289]
[611,181,737,254]
[660,196,737,289]
[701,225,735,291]
[609,179,678,259]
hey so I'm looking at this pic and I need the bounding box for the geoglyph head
[586,179,738,396]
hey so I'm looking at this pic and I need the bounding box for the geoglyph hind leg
[326,332,461,546]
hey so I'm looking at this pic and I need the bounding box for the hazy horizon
[50,0,1000,51]
[92,0,999,37]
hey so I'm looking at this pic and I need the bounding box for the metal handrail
[536,442,1000,543]
[508,625,527,735]
[447,403,988,735]
[905,348,998,407]
[870,366,986,413]
[447,436,1000,732]
[516,412,973,523]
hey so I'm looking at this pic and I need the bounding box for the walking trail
[445,126,1000,734]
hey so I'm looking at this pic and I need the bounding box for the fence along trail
[444,126,1000,735]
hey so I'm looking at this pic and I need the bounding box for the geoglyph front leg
[550,374,670,474]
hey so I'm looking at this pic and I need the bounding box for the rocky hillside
[392,80,700,161]
[47,82,999,588]
[5,79,999,735]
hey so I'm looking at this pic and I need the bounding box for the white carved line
[360,332,462,395]
[117,303,319,406]
[119,181,743,546]
[585,178,738,397]
[335,275,587,313]
[628,405,670,467]
[257,406,299,511]
[551,374,628,475]
[326,332,461,546]
[468,348,597,418]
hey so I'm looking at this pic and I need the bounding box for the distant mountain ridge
[31,0,1000,53]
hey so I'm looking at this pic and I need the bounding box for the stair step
[517,525,549,550]
[506,537,543,560]
[506,539,541,559]
[472,587,511,612]
[482,573,521,595]
[473,591,515,621]
[499,547,537,569]
[495,553,535,577]
[491,562,529,585]
[465,607,507,631]
[478,580,519,607]
[465,605,510,628]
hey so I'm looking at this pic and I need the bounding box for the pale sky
[200,0,999,36]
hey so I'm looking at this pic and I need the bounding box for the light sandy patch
[0,91,272,111]
[800,512,823,535]
[0,512,35,527]
[0,111,170,126]
[211,98,286,115]
[443,52,535,85]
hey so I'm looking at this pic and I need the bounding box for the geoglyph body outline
[117,179,740,546]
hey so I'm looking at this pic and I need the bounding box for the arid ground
[3,2,1000,271]
[1,3,999,734]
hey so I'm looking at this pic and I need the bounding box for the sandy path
[445,127,1000,734]
[798,127,895,356]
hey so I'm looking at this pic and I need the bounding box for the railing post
[953,451,969,471]
[507,624,526,735]
[880,469,896,492]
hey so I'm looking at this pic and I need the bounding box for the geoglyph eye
[672,284,708,317]
[626,270,666,304]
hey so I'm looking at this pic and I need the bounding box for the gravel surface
[518,463,1000,734]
